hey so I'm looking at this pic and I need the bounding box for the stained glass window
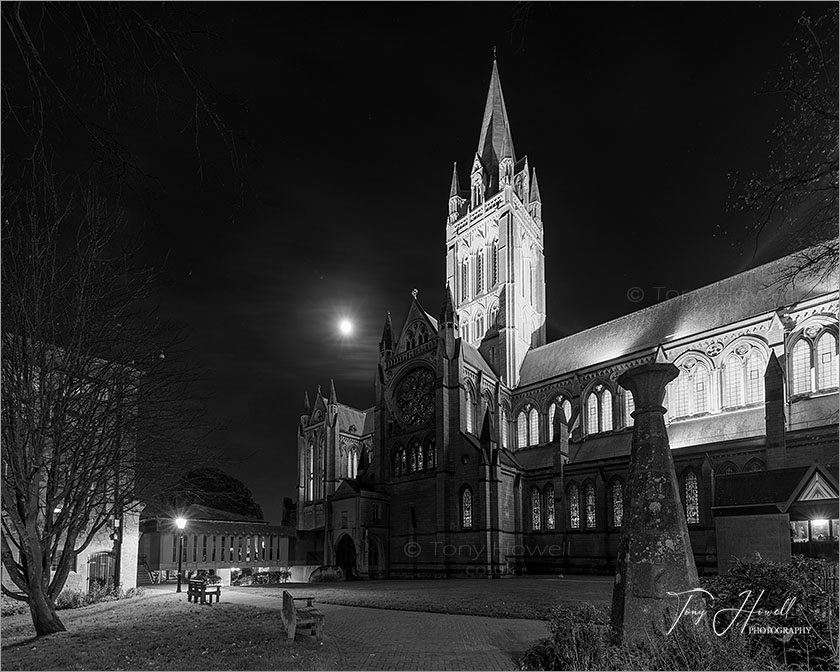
[601,390,613,432]
[624,391,635,427]
[545,484,555,530]
[529,407,539,446]
[585,483,596,528]
[426,437,436,469]
[409,446,416,472]
[568,485,580,529]
[517,411,527,448]
[817,333,838,390]
[400,448,407,474]
[612,481,623,527]
[694,362,710,413]
[745,350,765,405]
[791,340,811,395]
[476,250,484,294]
[587,394,598,434]
[684,472,699,524]
[462,488,473,528]
[531,487,542,531]
[417,443,424,470]
[723,354,743,408]
[466,388,474,434]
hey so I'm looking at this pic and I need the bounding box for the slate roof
[518,252,837,387]
[512,444,554,470]
[714,467,811,507]
[338,404,370,434]
[461,340,498,380]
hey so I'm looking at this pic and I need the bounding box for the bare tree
[2,3,238,635]
[730,8,838,285]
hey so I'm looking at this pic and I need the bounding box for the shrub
[250,569,293,584]
[308,565,345,583]
[55,584,145,610]
[1,596,30,616]
[518,602,608,670]
[703,556,838,670]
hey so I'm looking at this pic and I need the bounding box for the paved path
[218,587,548,671]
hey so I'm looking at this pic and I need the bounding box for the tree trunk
[28,584,66,636]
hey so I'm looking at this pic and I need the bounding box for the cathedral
[295,62,839,579]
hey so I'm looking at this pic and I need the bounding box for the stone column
[611,359,703,643]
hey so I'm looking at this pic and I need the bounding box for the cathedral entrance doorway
[336,534,356,580]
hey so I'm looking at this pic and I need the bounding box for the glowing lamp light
[811,519,829,526]
[339,319,353,336]
[175,517,187,530]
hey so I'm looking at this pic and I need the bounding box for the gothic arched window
[817,332,839,390]
[568,484,580,529]
[501,409,509,448]
[694,362,710,413]
[307,441,315,501]
[717,462,737,476]
[393,448,402,476]
[684,471,700,524]
[587,393,598,434]
[475,315,484,341]
[745,350,765,405]
[624,391,635,428]
[425,435,436,469]
[612,481,624,527]
[531,487,542,531]
[461,487,473,528]
[544,483,555,530]
[492,240,499,286]
[465,387,475,434]
[791,339,811,395]
[416,441,424,471]
[600,390,613,432]
[517,411,527,448]
[400,448,407,474]
[585,483,596,528]
[461,258,469,302]
[722,354,743,408]
[528,407,539,446]
[744,458,765,473]
[476,250,484,294]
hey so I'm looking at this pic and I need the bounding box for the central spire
[476,59,515,175]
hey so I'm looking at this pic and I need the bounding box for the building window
[172,535,177,563]
[612,481,624,527]
[425,436,436,469]
[670,358,714,418]
[544,483,555,530]
[501,410,509,448]
[517,411,527,448]
[307,441,315,501]
[400,448,407,474]
[548,397,570,440]
[568,484,580,529]
[492,240,499,286]
[476,250,484,294]
[475,315,484,341]
[585,483,596,528]
[684,471,700,524]
[409,444,417,472]
[341,511,348,529]
[694,363,710,413]
[722,354,743,408]
[744,458,765,472]
[466,387,475,434]
[211,535,216,562]
[528,407,539,445]
[489,304,498,329]
[531,487,542,531]
[393,447,402,476]
[416,440,424,470]
[587,384,612,434]
[717,462,737,475]
[791,339,811,395]
[624,391,635,427]
[202,535,207,562]
[817,332,838,390]
[745,350,764,404]
[461,487,473,528]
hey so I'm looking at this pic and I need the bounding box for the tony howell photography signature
[667,588,806,637]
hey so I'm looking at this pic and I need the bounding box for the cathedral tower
[445,60,546,386]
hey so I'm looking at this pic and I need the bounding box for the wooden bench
[187,578,221,605]
[281,590,324,642]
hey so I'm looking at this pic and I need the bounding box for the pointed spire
[304,390,311,413]
[379,312,394,353]
[500,132,513,161]
[328,379,337,405]
[654,345,669,364]
[477,60,515,174]
[529,168,541,202]
[316,383,322,401]
[449,162,461,198]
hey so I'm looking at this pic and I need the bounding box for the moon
[339,319,353,335]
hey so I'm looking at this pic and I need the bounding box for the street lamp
[175,517,186,593]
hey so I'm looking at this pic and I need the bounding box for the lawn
[238,575,613,620]
[1,592,335,671]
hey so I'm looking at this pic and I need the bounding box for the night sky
[23,2,832,525]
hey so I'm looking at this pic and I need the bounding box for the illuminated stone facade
[295,62,839,578]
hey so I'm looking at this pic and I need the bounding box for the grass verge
[1,592,334,671]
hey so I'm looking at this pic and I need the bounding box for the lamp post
[175,517,186,593]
